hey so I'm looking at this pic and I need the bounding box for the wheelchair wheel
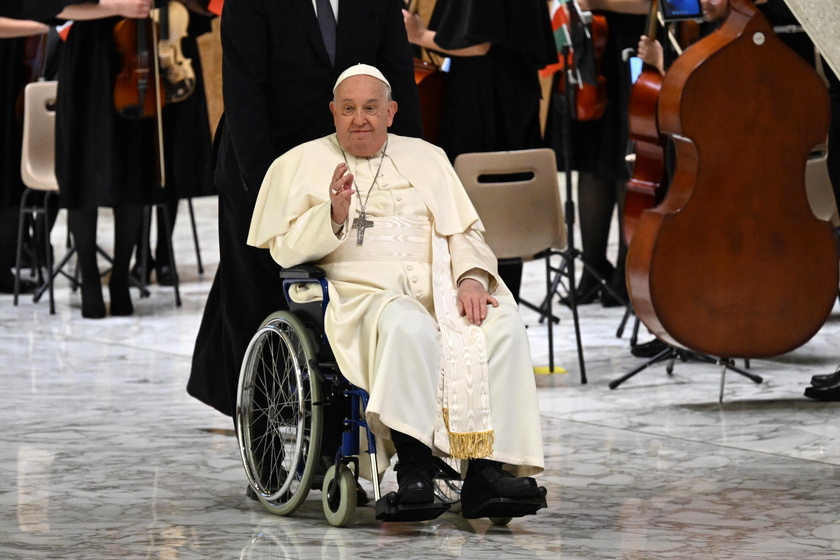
[433,457,463,513]
[237,311,323,516]
[322,464,357,527]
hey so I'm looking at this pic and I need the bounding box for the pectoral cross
[352,211,374,245]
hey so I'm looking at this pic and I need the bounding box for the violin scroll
[156,1,196,103]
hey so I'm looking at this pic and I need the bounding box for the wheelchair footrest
[461,487,548,519]
[375,492,451,522]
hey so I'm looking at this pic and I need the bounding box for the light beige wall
[783,0,840,77]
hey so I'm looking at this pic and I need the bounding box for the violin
[540,1,607,121]
[558,3,608,120]
[113,15,167,188]
[623,0,666,244]
[625,0,838,359]
[573,10,607,121]
[113,17,166,119]
[156,1,196,103]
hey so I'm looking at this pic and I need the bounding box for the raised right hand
[329,163,355,225]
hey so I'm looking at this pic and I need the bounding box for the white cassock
[248,133,544,477]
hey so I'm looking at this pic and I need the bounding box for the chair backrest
[454,148,566,260]
[20,80,59,192]
[805,144,840,226]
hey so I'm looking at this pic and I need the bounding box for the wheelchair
[235,265,468,527]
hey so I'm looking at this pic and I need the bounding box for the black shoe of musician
[395,463,435,505]
[631,338,670,358]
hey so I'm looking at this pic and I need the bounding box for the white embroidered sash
[431,231,494,459]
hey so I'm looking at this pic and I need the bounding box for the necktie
[315,0,337,66]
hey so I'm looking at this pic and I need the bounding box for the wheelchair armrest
[279,264,326,280]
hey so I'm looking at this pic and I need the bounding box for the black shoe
[156,264,174,286]
[0,274,38,294]
[631,338,671,358]
[810,366,840,388]
[130,259,153,286]
[109,284,134,317]
[80,286,106,319]
[461,463,545,519]
[394,463,435,505]
[600,268,628,308]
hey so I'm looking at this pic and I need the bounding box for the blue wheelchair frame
[279,266,452,522]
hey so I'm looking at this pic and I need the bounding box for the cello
[626,0,838,359]
[623,0,665,244]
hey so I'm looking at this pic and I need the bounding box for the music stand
[526,6,632,384]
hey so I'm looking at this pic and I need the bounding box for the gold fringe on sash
[443,408,495,459]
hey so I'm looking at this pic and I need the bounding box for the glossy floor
[2,196,840,560]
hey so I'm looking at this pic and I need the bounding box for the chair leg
[43,192,56,314]
[136,205,152,297]
[13,190,33,306]
[187,198,204,275]
[157,204,182,307]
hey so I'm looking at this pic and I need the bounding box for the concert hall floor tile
[2,196,839,559]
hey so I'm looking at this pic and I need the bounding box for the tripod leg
[722,359,762,384]
[609,348,674,389]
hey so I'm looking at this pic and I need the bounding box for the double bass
[626,0,838,359]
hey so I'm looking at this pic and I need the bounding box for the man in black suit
[187,0,422,419]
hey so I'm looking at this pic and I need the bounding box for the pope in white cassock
[247,64,546,520]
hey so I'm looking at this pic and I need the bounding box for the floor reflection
[2,198,840,558]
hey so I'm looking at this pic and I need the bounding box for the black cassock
[428,0,556,162]
[187,0,421,418]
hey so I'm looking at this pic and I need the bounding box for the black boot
[392,431,435,505]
